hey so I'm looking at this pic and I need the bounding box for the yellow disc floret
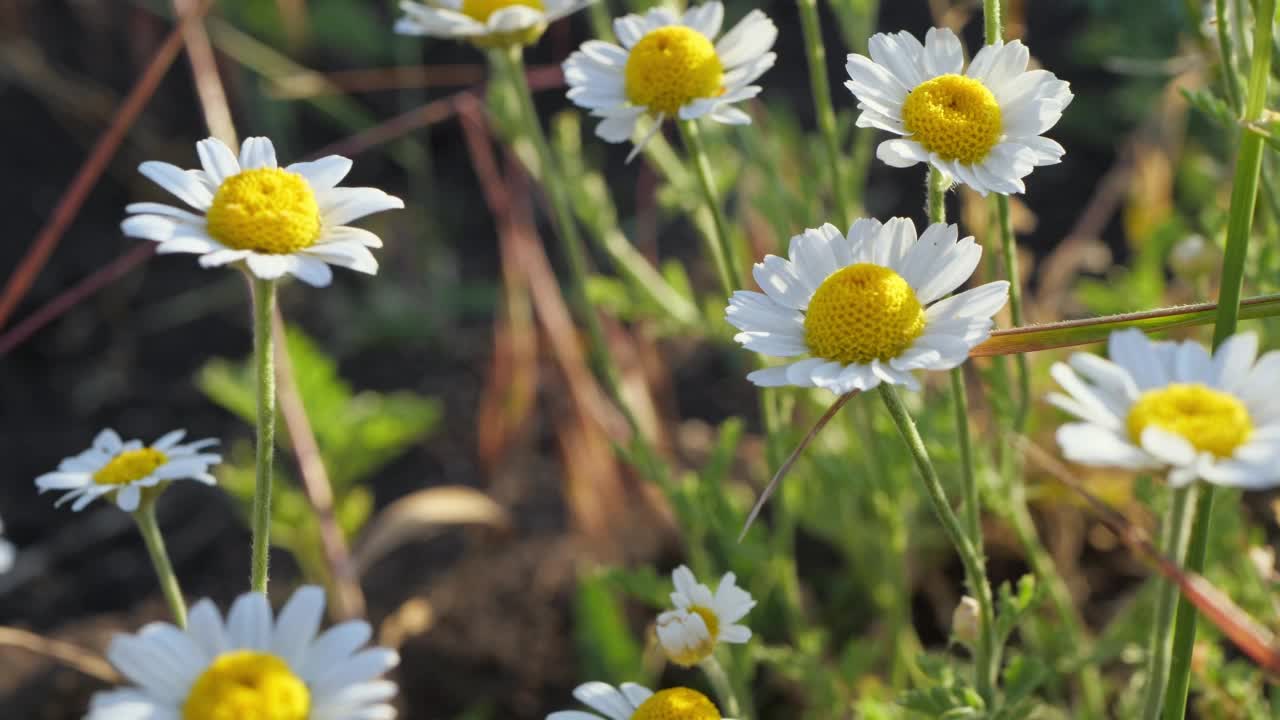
[183,651,310,720]
[1127,383,1253,458]
[93,448,168,486]
[206,168,322,255]
[803,263,926,364]
[624,27,724,116]
[630,688,721,720]
[901,74,1002,164]
[690,605,719,640]
[458,0,546,47]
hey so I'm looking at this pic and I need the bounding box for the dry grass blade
[740,390,857,541]
[1019,438,1280,674]
[0,627,119,683]
[353,486,511,575]
[0,0,213,330]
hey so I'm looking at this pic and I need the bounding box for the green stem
[996,195,1031,429]
[133,500,187,628]
[1215,0,1243,112]
[250,276,277,594]
[797,0,853,225]
[1166,1,1275,715]
[983,0,1002,43]
[677,119,741,296]
[701,655,744,720]
[1141,485,1198,719]
[878,384,998,703]
[927,168,982,548]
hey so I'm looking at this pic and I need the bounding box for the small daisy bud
[951,596,981,645]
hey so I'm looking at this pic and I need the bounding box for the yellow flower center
[630,688,721,720]
[624,26,724,116]
[206,168,322,255]
[803,263,926,364]
[460,0,543,21]
[183,651,310,720]
[93,448,168,486]
[1126,383,1253,458]
[901,74,1003,164]
[691,605,719,640]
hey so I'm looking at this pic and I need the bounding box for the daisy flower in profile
[122,136,402,287]
[548,681,732,720]
[844,27,1072,195]
[395,0,592,48]
[34,429,220,512]
[0,513,14,574]
[87,586,399,720]
[655,565,754,667]
[1050,328,1280,488]
[562,1,777,159]
[726,218,1009,394]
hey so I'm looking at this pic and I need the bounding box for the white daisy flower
[395,0,592,48]
[844,27,1073,195]
[655,565,754,667]
[548,681,732,720]
[87,586,399,720]
[1050,328,1280,488]
[726,218,1010,395]
[562,1,777,159]
[0,513,14,574]
[34,429,221,513]
[122,136,403,288]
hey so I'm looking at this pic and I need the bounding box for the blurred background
[3,0,1276,718]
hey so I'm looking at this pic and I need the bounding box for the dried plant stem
[678,119,741,296]
[878,384,998,702]
[250,276,278,594]
[1166,0,1276,715]
[132,500,187,628]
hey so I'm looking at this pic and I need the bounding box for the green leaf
[572,572,647,683]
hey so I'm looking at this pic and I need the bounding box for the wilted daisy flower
[0,513,14,574]
[34,429,220,512]
[655,565,754,667]
[87,586,399,720]
[1050,328,1280,488]
[726,218,1009,394]
[549,681,732,720]
[122,136,402,287]
[395,0,591,48]
[562,1,777,159]
[844,27,1072,195]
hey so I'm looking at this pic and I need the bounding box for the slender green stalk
[996,195,1030,429]
[797,0,853,225]
[878,384,998,703]
[133,500,187,628]
[250,276,277,594]
[983,0,1002,43]
[701,655,744,719]
[1141,485,1198,719]
[926,168,982,548]
[678,119,741,296]
[1166,1,1275,716]
[1215,0,1243,112]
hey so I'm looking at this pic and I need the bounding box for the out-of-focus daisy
[655,565,754,667]
[726,218,1009,394]
[34,429,220,513]
[563,1,777,159]
[395,0,592,48]
[548,681,731,720]
[0,513,13,574]
[87,586,399,720]
[1050,328,1280,488]
[844,27,1072,195]
[122,137,402,287]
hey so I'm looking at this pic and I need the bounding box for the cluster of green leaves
[197,329,441,586]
